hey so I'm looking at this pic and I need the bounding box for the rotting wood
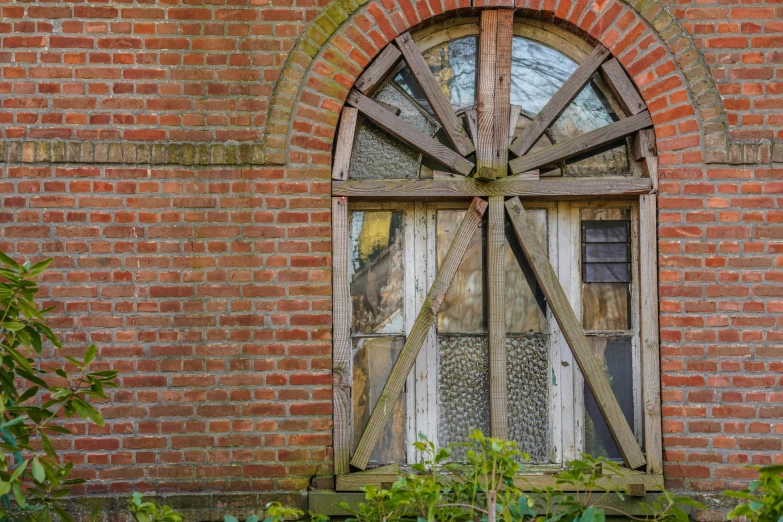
[488,196,508,438]
[346,89,475,176]
[332,108,359,181]
[627,483,646,497]
[600,58,646,116]
[639,194,662,475]
[509,44,610,157]
[332,197,352,475]
[350,197,488,470]
[355,44,403,95]
[376,101,402,116]
[333,177,652,199]
[508,111,653,175]
[632,128,656,161]
[505,197,646,470]
[395,32,475,157]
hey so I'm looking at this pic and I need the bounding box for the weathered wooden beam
[487,196,508,438]
[332,197,351,475]
[632,128,657,161]
[346,89,475,176]
[350,197,488,470]
[465,108,478,147]
[395,32,475,157]
[333,176,652,198]
[509,44,611,157]
[354,44,403,95]
[332,107,359,181]
[508,110,653,175]
[600,58,646,116]
[509,104,522,145]
[505,197,646,470]
[639,194,662,475]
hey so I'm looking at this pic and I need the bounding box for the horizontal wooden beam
[346,89,475,176]
[333,176,652,199]
[508,111,653,175]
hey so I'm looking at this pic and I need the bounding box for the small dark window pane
[582,221,629,243]
[583,263,630,283]
[583,243,629,263]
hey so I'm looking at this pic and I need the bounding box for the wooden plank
[494,10,513,173]
[395,32,475,157]
[336,470,664,492]
[346,89,475,176]
[351,197,489,470]
[334,176,652,199]
[487,196,508,438]
[505,197,646,470]
[331,197,351,475]
[465,108,478,147]
[509,44,611,157]
[639,156,658,193]
[509,104,522,145]
[508,110,653,175]
[355,44,402,95]
[600,58,646,116]
[332,107,359,181]
[632,128,657,161]
[639,194,662,475]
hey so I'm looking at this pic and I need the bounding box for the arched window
[331,13,661,490]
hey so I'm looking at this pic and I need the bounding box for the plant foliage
[725,465,783,522]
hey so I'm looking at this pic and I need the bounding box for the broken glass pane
[507,335,551,462]
[505,209,547,333]
[352,337,407,464]
[438,335,490,458]
[350,211,404,334]
[584,336,635,461]
[437,209,486,333]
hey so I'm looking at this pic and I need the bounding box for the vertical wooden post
[488,196,508,438]
[332,108,359,181]
[639,194,662,474]
[332,197,351,475]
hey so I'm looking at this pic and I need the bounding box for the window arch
[331,12,661,490]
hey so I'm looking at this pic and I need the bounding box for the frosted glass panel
[350,211,404,334]
[507,335,550,462]
[352,337,407,464]
[349,117,421,180]
[584,336,635,461]
[375,82,440,137]
[438,335,490,458]
[505,209,547,333]
[437,210,486,333]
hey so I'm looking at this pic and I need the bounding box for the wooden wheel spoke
[509,44,611,158]
[394,32,475,158]
[355,44,403,95]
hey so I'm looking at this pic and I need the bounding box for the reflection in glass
[582,282,630,331]
[437,210,485,333]
[505,209,547,332]
[507,335,550,461]
[511,37,575,116]
[438,335,490,459]
[584,336,635,461]
[350,211,404,334]
[352,337,407,464]
[396,36,478,113]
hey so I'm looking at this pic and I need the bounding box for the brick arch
[262,0,729,167]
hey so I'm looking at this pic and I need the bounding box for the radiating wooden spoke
[332,107,358,181]
[505,197,646,470]
[508,104,522,145]
[394,32,475,157]
[600,58,645,116]
[355,44,403,95]
[351,197,488,470]
[346,89,475,176]
[509,45,611,158]
[508,111,653,176]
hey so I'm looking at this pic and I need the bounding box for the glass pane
[437,209,485,333]
[507,335,550,462]
[352,337,407,464]
[375,82,441,137]
[511,37,576,116]
[505,209,547,333]
[351,211,404,334]
[349,117,422,180]
[582,220,629,243]
[583,263,630,283]
[395,36,477,113]
[584,336,635,461]
[584,243,629,263]
[582,282,630,331]
[551,81,619,141]
[438,335,490,458]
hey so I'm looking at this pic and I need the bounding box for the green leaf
[11,482,25,508]
[224,516,239,522]
[25,259,53,278]
[0,251,21,270]
[9,459,28,482]
[0,417,25,430]
[0,482,10,496]
[31,457,45,482]
[2,321,25,332]
[40,433,56,458]
[84,345,98,366]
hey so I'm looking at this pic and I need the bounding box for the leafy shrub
[128,493,183,522]
[0,252,118,521]
[725,465,783,522]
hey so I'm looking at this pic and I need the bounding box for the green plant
[0,252,118,521]
[128,493,182,522]
[725,465,783,522]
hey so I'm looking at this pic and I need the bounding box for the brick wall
[0,0,782,513]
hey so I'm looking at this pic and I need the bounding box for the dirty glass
[395,36,478,114]
[505,209,548,333]
[582,283,630,331]
[438,335,490,458]
[349,117,422,180]
[584,336,635,461]
[350,211,404,334]
[352,337,407,464]
[437,209,486,333]
[507,335,551,461]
